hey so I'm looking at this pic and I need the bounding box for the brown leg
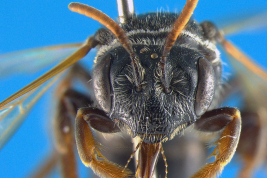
[75,107,132,178]
[27,63,95,178]
[54,62,133,178]
[237,111,267,178]
[54,98,78,178]
[191,107,241,178]
[53,63,96,178]
[54,89,94,178]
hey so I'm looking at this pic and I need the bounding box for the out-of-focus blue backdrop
[0,0,267,177]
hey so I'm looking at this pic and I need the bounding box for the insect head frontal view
[0,0,267,178]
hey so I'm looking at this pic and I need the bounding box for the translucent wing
[224,43,267,108]
[0,41,94,148]
[218,11,267,107]
[0,72,64,149]
[219,11,267,35]
[0,43,81,78]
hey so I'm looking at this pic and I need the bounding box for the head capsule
[93,42,216,143]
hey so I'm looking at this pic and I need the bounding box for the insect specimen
[0,0,267,178]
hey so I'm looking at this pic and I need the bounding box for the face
[108,45,199,143]
[0,0,266,178]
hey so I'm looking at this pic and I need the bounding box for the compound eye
[194,57,215,117]
[93,54,112,113]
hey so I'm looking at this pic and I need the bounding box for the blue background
[0,0,267,177]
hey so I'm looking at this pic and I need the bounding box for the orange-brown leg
[191,107,241,178]
[54,89,95,178]
[75,107,132,178]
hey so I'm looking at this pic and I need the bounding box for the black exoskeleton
[60,2,241,177]
[93,13,220,143]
